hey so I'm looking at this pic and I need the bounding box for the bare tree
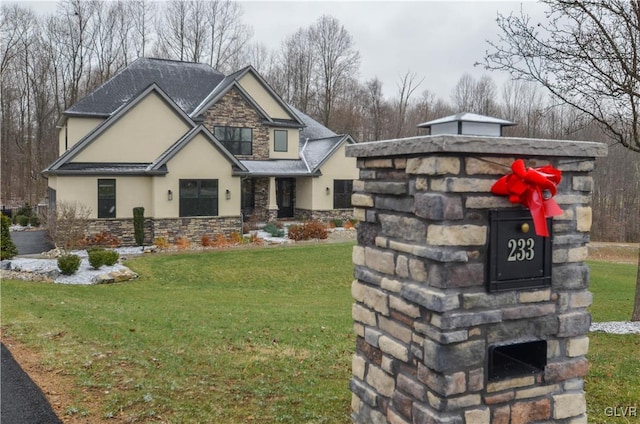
[482,0,640,320]
[129,0,156,59]
[394,70,424,138]
[451,73,498,116]
[308,15,360,127]
[154,0,191,61]
[364,77,387,141]
[205,0,252,72]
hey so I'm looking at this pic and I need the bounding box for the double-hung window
[179,179,218,217]
[97,179,116,218]
[333,180,353,209]
[214,126,252,155]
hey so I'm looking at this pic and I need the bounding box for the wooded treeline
[1,0,637,242]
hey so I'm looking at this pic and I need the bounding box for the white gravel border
[589,321,640,335]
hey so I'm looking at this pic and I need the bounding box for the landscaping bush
[154,237,170,250]
[87,248,119,268]
[79,232,121,248]
[263,223,285,237]
[103,250,119,266]
[176,237,190,250]
[201,235,212,247]
[88,247,106,269]
[287,220,328,241]
[15,215,29,227]
[49,201,92,250]
[58,254,81,275]
[1,213,18,260]
[329,218,344,228]
[29,216,40,227]
[133,207,145,246]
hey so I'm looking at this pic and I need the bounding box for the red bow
[491,159,563,237]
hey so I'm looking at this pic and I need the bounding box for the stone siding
[86,216,242,246]
[346,135,607,424]
[202,87,270,161]
[295,208,354,223]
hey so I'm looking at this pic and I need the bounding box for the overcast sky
[15,0,547,100]
[241,1,546,99]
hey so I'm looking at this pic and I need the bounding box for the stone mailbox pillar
[345,135,607,424]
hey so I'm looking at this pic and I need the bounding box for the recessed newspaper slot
[488,209,552,292]
[488,340,547,381]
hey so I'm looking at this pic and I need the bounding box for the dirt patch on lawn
[588,242,639,264]
[1,332,123,423]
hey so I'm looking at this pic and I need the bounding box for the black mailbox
[488,209,552,292]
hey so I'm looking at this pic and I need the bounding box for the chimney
[417,112,515,137]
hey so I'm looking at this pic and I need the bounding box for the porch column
[267,176,279,221]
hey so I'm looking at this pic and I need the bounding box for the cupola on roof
[417,112,515,137]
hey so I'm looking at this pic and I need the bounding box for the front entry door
[276,178,294,218]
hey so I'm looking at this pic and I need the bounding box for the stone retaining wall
[345,135,607,424]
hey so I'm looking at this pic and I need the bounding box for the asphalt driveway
[1,343,62,424]
[8,230,54,256]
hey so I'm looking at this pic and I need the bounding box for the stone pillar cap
[346,135,608,159]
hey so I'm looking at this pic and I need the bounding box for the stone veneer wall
[86,216,242,246]
[202,87,270,161]
[345,136,607,424]
[295,208,354,223]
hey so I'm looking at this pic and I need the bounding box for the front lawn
[1,244,356,423]
[1,244,638,422]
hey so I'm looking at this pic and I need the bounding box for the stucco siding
[269,128,300,159]
[60,117,105,155]
[313,143,358,210]
[72,92,191,163]
[54,175,151,219]
[238,73,291,120]
[155,133,241,218]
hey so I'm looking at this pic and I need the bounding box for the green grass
[588,260,638,322]
[586,260,639,423]
[1,244,356,423]
[1,246,638,423]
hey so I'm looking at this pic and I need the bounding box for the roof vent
[417,112,515,137]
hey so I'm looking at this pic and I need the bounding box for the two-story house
[43,58,357,245]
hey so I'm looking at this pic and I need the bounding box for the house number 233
[507,238,535,261]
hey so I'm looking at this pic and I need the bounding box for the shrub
[15,203,34,218]
[103,250,120,266]
[304,220,328,239]
[88,247,106,269]
[58,254,81,275]
[79,232,121,248]
[228,231,244,245]
[176,237,190,250]
[329,219,344,228]
[16,215,29,226]
[29,216,40,227]
[344,219,357,230]
[287,221,327,241]
[154,237,170,250]
[49,201,92,250]
[212,233,228,248]
[263,223,285,237]
[133,207,145,246]
[1,213,18,260]
[201,235,212,247]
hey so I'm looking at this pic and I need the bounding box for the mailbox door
[488,209,552,292]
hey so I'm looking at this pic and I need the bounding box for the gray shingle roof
[238,159,316,176]
[290,106,337,140]
[66,58,225,117]
[51,163,167,175]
